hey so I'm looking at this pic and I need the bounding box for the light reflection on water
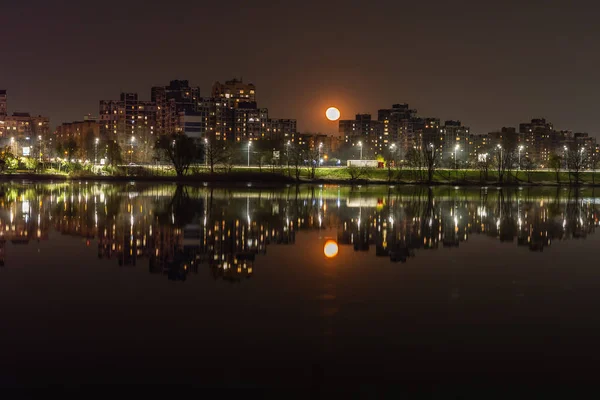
[2,182,600,389]
[0,183,598,277]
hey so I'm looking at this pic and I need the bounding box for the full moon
[323,240,339,258]
[326,107,341,121]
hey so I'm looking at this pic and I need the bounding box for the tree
[591,152,599,185]
[422,144,439,184]
[0,146,17,172]
[495,146,514,183]
[405,147,424,182]
[289,145,304,181]
[205,138,234,174]
[56,138,78,162]
[305,146,320,179]
[567,148,588,185]
[384,144,399,183]
[548,153,562,185]
[155,135,201,177]
[347,165,369,182]
[475,152,493,183]
[106,140,123,166]
[522,157,535,183]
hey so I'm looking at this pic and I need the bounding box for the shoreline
[1,171,600,187]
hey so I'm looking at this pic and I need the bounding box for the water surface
[1,182,599,392]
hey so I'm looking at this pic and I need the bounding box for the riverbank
[1,167,600,186]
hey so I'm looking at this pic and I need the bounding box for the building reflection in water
[0,183,598,276]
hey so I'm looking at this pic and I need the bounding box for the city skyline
[2,1,600,137]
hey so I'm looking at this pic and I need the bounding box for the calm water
[1,182,600,393]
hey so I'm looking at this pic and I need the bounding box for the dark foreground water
[1,182,600,394]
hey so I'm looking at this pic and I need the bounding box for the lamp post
[204,138,208,168]
[247,141,252,167]
[497,144,503,177]
[318,142,323,166]
[454,144,460,170]
[389,143,396,167]
[358,141,363,160]
[518,145,524,170]
[94,137,99,165]
[38,135,43,162]
[130,136,135,164]
[563,146,568,170]
[286,140,291,173]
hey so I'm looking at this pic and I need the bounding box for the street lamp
[286,140,291,173]
[318,142,323,166]
[130,136,135,164]
[94,137,99,165]
[247,140,252,167]
[38,135,43,162]
[518,145,524,170]
[564,146,568,170]
[497,144,503,173]
[454,144,460,170]
[358,141,363,160]
[204,138,209,168]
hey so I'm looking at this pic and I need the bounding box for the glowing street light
[204,138,209,168]
[318,142,323,165]
[247,141,252,167]
[358,141,363,160]
[285,140,291,175]
[94,137,100,165]
[454,144,460,170]
[564,146,568,170]
[518,145,524,170]
[130,136,135,164]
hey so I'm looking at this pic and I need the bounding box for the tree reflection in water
[0,183,597,279]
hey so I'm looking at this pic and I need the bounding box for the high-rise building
[440,120,470,164]
[0,90,7,119]
[339,114,382,148]
[378,104,417,155]
[199,78,295,144]
[519,118,556,166]
[99,93,157,163]
[210,78,256,142]
[0,90,50,155]
[151,80,200,135]
[54,118,100,161]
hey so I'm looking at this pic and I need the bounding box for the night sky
[1,0,599,136]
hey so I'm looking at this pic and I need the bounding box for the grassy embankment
[2,165,600,186]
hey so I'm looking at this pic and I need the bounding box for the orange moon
[325,107,341,121]
[323,240,339,258]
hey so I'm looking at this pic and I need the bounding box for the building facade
[54,118,100,161]
[151,80,200,136]
[99,93,157,163]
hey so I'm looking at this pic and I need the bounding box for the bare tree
[405,147,424,182]
[567,148,588,185]
[305,147,320,179]
[495,146,514,183]
[548,153,562,185]
[475,152,493,183]
[205,138,234,174]
[422,144,439,184]
[522,157,535,183]
[289,145,304,181]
